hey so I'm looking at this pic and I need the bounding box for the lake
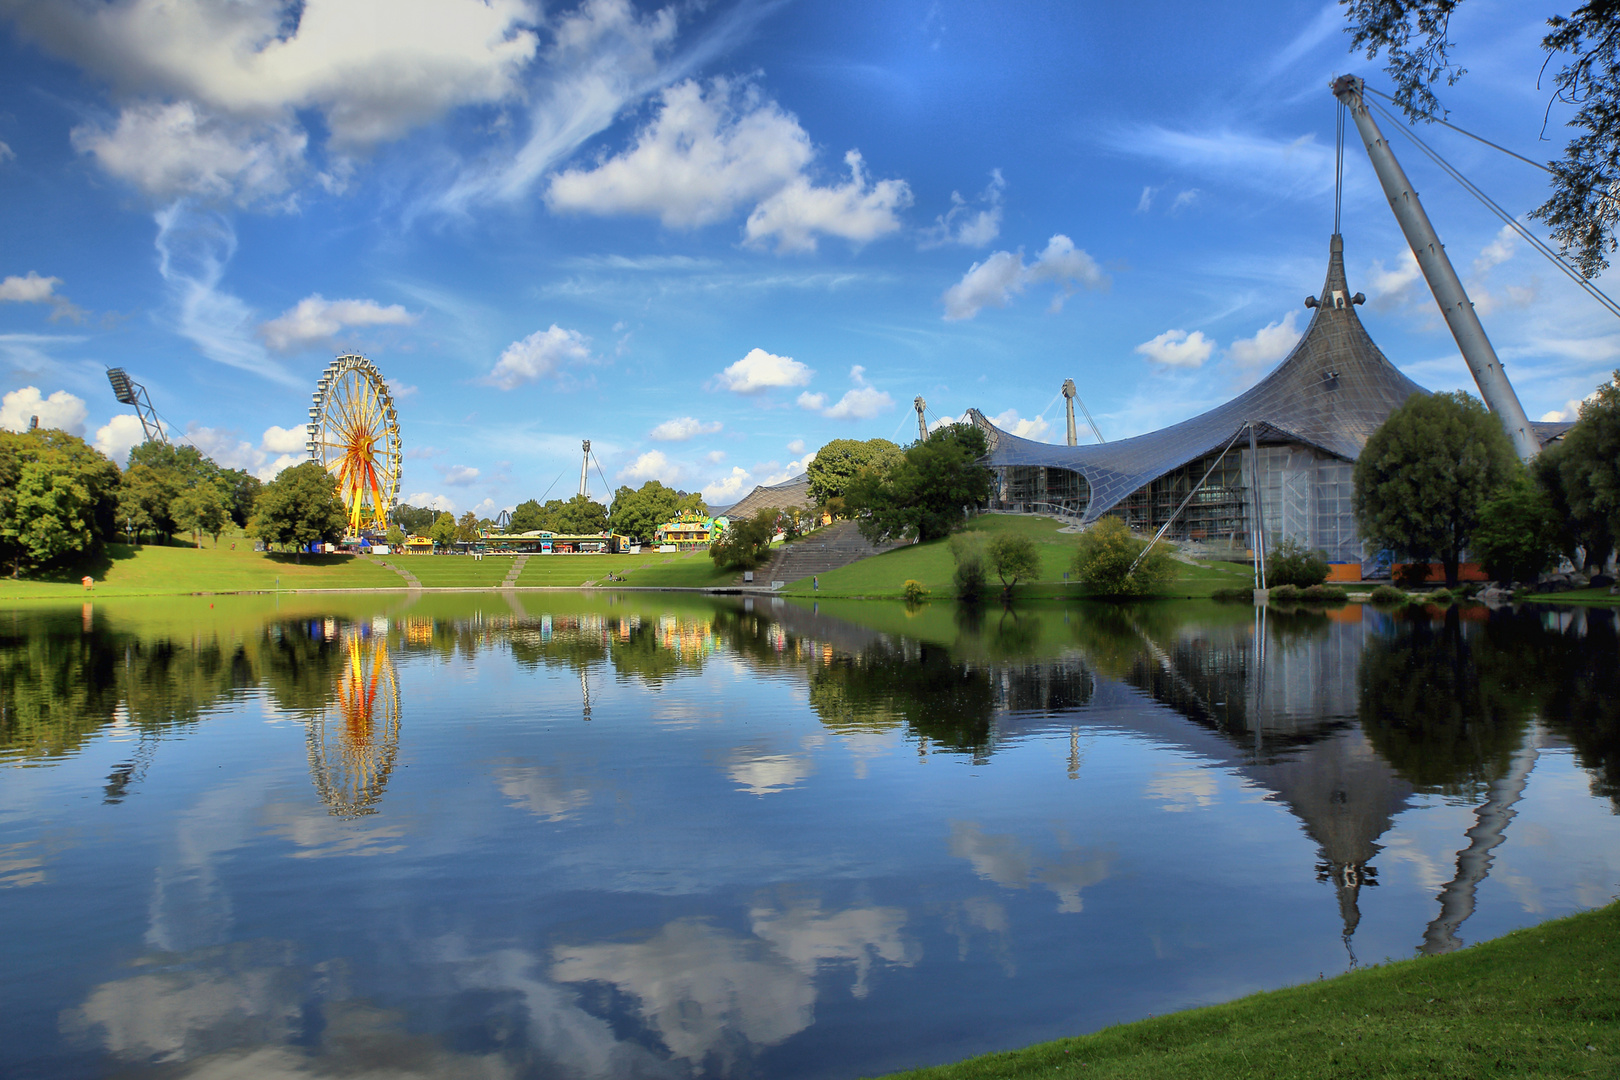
[3,593,1618,1079]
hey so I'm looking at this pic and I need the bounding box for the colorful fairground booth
[653,511,729,551]
[481,531,633,555]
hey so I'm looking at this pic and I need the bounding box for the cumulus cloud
[0,271,84,322]
[1229,310,1302,369]
[920,169,1004,248]
[942,234,1107,320]
[990,408,1050,441]
[786,439,805,454]
[261,425,306,454]
[178,421,308,480]
[1474,224,1518,274]
[619,449,682,483]
[0,386,88,435]
[1135,329,1214,368]
[796,391,827,410]
[703,466,752,504]
[744,150,911,254]
[649,416,722,441]
[715,348,812,394]
[406,491,457,512]
[93,414,149,464]
[438,464,479,486]
[796,365,893,420]
[486,325,595,389]
[1366,249,1423,308]
[259,295,416,352]
[705,449,726,463]
[71,102,307,208]
[547,77,811,227]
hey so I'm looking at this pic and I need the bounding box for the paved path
[370,554,421,588]
[502,555,528,588]
[752,521,904,586]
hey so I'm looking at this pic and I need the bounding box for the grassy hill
[782,515,1254,600]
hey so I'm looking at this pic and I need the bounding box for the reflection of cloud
[495,765,593,822]
[948,821,1115,913]
[552,918,814,1067]
[0,841,46,888]
[1146,766,1221,812]
[725,746,814,796]
[751,902,914,999]
[260,802,407,858]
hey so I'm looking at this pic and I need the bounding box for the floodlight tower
[914,396,929,441]
[105,368,169,445]
[579,440,591,498]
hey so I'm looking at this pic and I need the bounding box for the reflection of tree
[0,610,121,761]
[807,642,996,752]
[1357,609,1532,797]
[306,629,400,818]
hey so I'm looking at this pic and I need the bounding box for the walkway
[753,521,904,586]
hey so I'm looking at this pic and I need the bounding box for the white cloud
[0,386,88,435]
[486,325,595,390]
[184,424,262,471]
[706,449,726,463]
[406,491,457,513]
[1366,249,1423,308]
[796,391,827,410]
[0,271,62,304]
[261,425,306,454]
[716,347,812,394]
[1474,224,1518,274]
[703,466,752,504]
[1135,329,1214,368]
[548,77,811,227]
[1229,310,1303,369]
[942,234,1107,320]
[990,408,1050,441]
[1135,186,1156,213]
[649,416,722,441]
[439,465,480,486]
[1169,188,1200,213]
[1111,126,1334,201]
[72,102,307,208]
[93,415,149,464]
[0,140,12,163]
[259,295,416,352]
[619,449,682,483]
[786,438,805,454]
[822,386,894,420]
[920,169,1004,248]
[744,150,911,254]
[258,453,303,481]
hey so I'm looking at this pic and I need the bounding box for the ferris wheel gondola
[306,354,402,535]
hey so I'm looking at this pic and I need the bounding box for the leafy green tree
[986,532,1041,598]
[250,461,347,561]
[1266,536,1330,587]
[1072,516,1179,596]
[608,480,686,542]
[806,437,903,505]
[709,509,776,571]
[1352,391,1518,589]
[1471,478,1560,584]
[116,464,169,545]
[385,524,405,547]
[554,493,609,534]
[1532,441,1612,571]
[218,468,261,527]
[455,510,480,543]
[843,424,990,543]
[429,511,457,549]
[173,482,231,548]
[1542,370,1620,568]
[1344,1,1620,276]
[508,498,546,533]
[949,532,988,598]
[392,503,437,533]
[0,429,121,577]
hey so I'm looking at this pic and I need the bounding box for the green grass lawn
[1523,584,1620,605]
[876,900,1619,1080]
[515,549,736,588]
[373,554,513,587]
[782,515,1255,600]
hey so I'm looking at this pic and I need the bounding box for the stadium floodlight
[104,367,169,446]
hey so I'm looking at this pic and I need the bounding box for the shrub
[1427,587,1454,604]
[903,579,929,604]
[1369,584,1406,604]
[1265,536,1330,587]
[710,508,777,570]
[986,532,1041,597]
[1211,586,1254,602]
[1301,583,1348,602]
[1268,583,1303,601]
[949,532,987,598]
[1072,517,1179,596]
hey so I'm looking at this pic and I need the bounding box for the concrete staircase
[753,521,904,587]
[502,555,528,588]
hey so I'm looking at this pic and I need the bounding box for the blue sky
[2,0,1615,514]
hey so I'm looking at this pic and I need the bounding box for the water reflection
[305,623,401,818]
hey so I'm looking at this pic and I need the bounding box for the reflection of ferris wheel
[306,630,401,818]
[306,353,401,535]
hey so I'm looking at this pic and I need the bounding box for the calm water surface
[2,593,1618,1079]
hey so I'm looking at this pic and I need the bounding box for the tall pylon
[914,396,928,442]
[1061,380,1078,447]
[579,440,591,498]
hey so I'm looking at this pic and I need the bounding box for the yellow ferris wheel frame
[306,354,402,535]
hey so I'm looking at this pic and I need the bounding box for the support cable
[1335,99,1346,234]
[1361,85,1553,174]
[1365,97,1620,321]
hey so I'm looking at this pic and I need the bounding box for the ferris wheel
[306,354,401,535]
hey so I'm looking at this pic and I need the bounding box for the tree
[1472,478,1561,583]
[429,511,457,549]
[1533,440,1612,570]
[843,424,990,544]
[250,461,348,561]
[122,442,224,543]
[608,480,686,542]
[117,465,169,545]
[455,511,480,543]
[986,532,1041,598]
[1545,369,1620,563]
[1353,391,1519,588]
[1266,536,1330,588]
[173,482,231,548]
[709,509,776,571]
[949,532,989,598]
[219,468,261,527]
[0,429,121,577]
[1072,516,1180,597]
[806,438,903,505]
[392,503,437,533]
[555,493,608,534]
[385,524,405,547]
[1344,1,1620,276]
[508,498,547,533]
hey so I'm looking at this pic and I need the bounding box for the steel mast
[1332,75,1538,461]
[579,440,591,498]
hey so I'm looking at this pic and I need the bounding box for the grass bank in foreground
[782,515,1254,600]
[874,901,1618,1080]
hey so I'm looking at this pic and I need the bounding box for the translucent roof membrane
[972,235,1568,523]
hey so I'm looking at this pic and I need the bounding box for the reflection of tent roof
[722,472,813,519]
[974,235,1568,523]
